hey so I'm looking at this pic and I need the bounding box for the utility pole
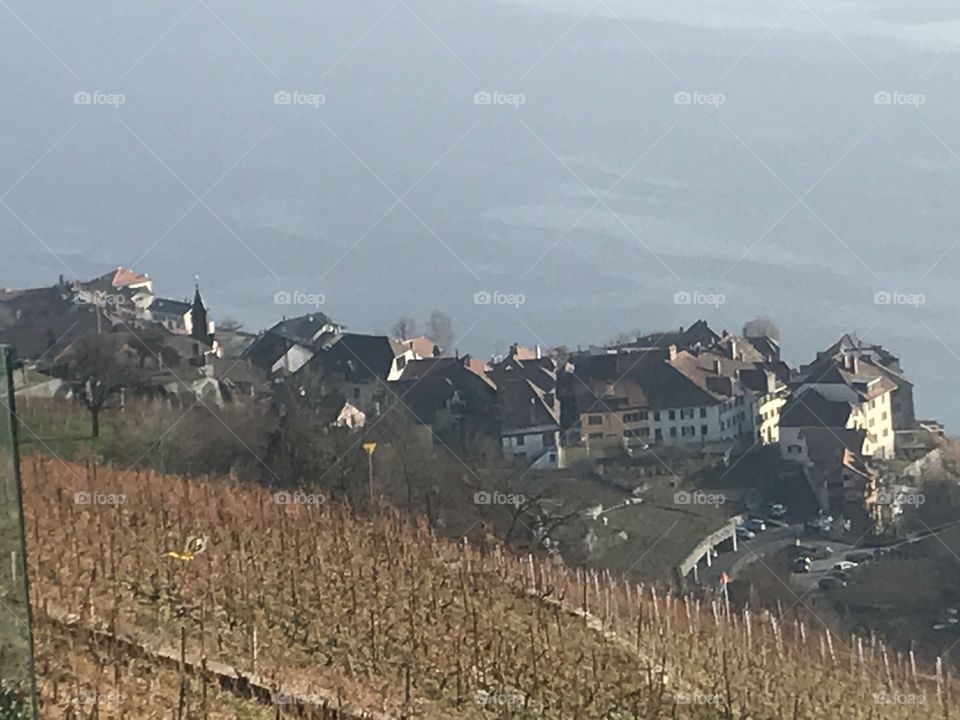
[363,442,377,506]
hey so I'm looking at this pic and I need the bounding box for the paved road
[702,524,801,585]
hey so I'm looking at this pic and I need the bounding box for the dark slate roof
[497,376,559,433]
[318,333,395,382]
[271,314,335,345]
[149,298,192,315]
[780,391,854,428]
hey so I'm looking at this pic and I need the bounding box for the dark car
[845,551,874,564]
[819,576,847,590]
[791,558,812,574]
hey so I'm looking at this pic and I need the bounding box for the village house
[791,348,897,459]
[243,313,342,375]
[567,335,787,451]
[389,355,498,450]
[488,350,562,468]
[802,334,915,432]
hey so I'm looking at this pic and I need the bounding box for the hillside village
[6,266,960,705]
[2,267,946,543]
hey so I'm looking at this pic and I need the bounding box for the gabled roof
[315,333,395,383]
[396,355,497,390]
[149,298,192,316]
[390,336,439,358]
[781,390,854,428]
[497,376,559,433]
[111,267,150,288]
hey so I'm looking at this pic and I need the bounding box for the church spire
[190,275,209,342]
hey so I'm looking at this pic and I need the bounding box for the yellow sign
[362,442,377,455]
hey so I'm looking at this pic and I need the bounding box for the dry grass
[20,455,960,719]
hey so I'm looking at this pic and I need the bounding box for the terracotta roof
[111,267,150,288]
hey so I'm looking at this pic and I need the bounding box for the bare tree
[392,316,417,340]
[424,311,454,354]
[743,316,780,340]
[61,334,146,437]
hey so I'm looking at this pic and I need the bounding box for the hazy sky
[2,0,959,426]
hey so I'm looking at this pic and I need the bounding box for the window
[353,387,361,400]
[681,408,694,420]
[624,428,643,438]
[653,411,661,422]
[669,427,677,438]
[517,435,525,446]
[588,432,603,440]
[883,428,889,437]
[640,427,650,437]
[788,444,801,454]
[700,408,707,418]
[681,426,695,437]
[655,428,662,440]
[701,425,708,435]
[668,410,676,421]
[640,411,648,421]
[882,411,888,420]
[588,415,603,426]
[623,412,641,423]
[396,356,407,369]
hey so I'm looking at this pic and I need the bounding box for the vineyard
[19,455,960,719]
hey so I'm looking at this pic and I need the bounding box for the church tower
[190,278,210,342]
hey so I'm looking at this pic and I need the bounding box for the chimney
[729,339,738,360]
[713,358,722,375]
[667,344,678,361]
[536,344,542,359]
[851,356,859,375]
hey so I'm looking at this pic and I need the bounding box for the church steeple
[190,276,209,342]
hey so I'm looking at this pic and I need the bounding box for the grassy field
[16,454,960,719]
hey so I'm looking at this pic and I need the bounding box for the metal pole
[0,345,39,719]
[368,451,374,505]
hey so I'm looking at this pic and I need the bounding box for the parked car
[819,576,847,590]
[845,551,874,563]
[791,558,812,573]
[829,570,850,582]
[736,527,756,541]
[745,518,766,533]
[832,560,857,571]
[769,503,787,519]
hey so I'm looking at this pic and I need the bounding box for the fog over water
[2,0,959,426]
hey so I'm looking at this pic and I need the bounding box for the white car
[736,527,756,541]
[832,560,858,571]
